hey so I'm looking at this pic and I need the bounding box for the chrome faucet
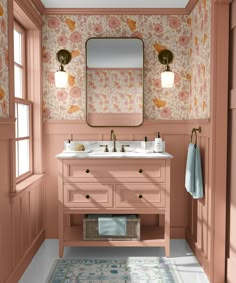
[110,130,117,152]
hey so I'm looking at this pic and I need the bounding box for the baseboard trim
[6,229,45,283]
[186,230,210,281]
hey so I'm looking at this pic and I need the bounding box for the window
[14,22,33,180]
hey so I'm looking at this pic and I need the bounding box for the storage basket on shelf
[83,214,140,241]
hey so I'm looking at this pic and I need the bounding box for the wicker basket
[83,214,140,241]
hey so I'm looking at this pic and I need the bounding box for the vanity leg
[165,243,170,257]
[59,242,64,257]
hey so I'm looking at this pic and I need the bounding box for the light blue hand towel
[185,143,204,199]
[194,146,204,199]
[185,143,195,194]
[98,216,127,236]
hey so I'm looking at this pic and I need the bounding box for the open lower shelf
[64,225,165,247]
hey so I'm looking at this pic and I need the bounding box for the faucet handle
[100,144,109,152]
[120,144,130,152]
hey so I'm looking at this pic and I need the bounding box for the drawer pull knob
[85,169,90,173]
[139,194,143,199]
[139,169,143,173]
[85,194,90,199]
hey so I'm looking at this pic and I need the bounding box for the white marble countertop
[56,151,173,159]
[56,141,173,159]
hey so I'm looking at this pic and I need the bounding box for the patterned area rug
[47,257,182,283]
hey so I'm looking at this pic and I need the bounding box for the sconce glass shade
[161,70,175,88]
[55,69,68,88]
[55,49,72,88]
[158,49,175,88]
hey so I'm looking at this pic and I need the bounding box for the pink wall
[42,8,211,120]
[227,1,236,282]
[43,119,210,240]
[0,0,9,117]
[0,1,45,282]
[0,121,45,283]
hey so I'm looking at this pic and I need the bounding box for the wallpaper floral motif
[0,0,9,118]
[87,68,143,113]
[42,1,211,120]
[189,0,211,119]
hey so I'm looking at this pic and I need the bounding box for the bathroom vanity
[56,150,172,257]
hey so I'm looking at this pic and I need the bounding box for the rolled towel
[98,216,127,236]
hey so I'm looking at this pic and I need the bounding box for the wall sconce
[158,49,175,88]
[55,49,72,88]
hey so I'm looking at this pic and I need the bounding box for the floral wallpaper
[42,1,211,120]
[0,0,8,118]
[87,68,143,113]
[189,0,211,119]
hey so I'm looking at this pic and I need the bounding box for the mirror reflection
[86,38,144,127]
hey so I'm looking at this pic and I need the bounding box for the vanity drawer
[64,159,166,182]
[64,183,113,208]
[115,183,166,208]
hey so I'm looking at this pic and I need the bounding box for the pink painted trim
[208,1,229,282]
[229,90,236,109]
[227,257,236,283]
[5,230,45,283]
[0,119,15,139]
[215,0,232,3]
[8,0,14,118]
[32,0,45,15]
[185,0,198,14]
[14,0,43,29]
[43,8,188,15]
[43,119,211,135]
[231,0,236,28]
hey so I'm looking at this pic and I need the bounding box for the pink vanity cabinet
[57,157,171,257]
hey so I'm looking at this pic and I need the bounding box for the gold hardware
[100,144,109,152]
[110,130,117,152]
[191,126,201,147]
[120,145,130,152]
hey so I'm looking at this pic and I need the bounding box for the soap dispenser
[141,136,148,151]
[154,132,163,152]
[65,139,72,151]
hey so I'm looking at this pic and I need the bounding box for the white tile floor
[19,239,210,283]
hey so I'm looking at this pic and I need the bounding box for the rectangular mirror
[86,38,144,127]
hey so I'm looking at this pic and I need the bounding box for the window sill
[10,174,44,197]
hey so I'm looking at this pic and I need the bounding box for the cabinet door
[64,183,113,208]
[115,183,166,208]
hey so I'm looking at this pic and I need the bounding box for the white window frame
[14,21,33,182]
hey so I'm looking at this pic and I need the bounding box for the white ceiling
[41,0,190,9]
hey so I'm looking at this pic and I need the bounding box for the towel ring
[191,129,198,146]
[191,126,201,146]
